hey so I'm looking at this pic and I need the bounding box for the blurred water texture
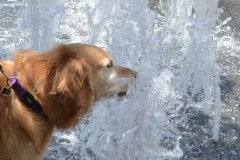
[0,0,240,159]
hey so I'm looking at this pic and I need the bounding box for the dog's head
[14,43,136,128]
[65,43,137,99]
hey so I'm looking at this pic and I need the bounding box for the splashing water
[158,0,222,141]
[0,0,225,159]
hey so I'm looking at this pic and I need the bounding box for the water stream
[0,0,230,159]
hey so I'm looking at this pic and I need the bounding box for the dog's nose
[132,71,138,78]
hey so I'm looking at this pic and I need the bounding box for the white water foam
[158,0,222,141]
[0,0,224,159]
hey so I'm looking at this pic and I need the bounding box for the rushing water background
[0,0,240,159]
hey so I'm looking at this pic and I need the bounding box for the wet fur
[0,43,135,159]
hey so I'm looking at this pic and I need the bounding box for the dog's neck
[0,62,49,119]
[10,70,48,118]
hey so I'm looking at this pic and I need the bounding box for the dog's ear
[50,57,94,107]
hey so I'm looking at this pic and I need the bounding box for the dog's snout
[116,66,137,78]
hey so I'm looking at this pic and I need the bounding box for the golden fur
[0,43,135,160]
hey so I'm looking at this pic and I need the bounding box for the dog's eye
[106,61,113,68]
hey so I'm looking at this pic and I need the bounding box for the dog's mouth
[116,84,129,97]
[117,91,127,97]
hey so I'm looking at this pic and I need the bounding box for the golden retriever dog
[0,43,136,160]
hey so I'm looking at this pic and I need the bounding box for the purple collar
[10,70,48,119]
